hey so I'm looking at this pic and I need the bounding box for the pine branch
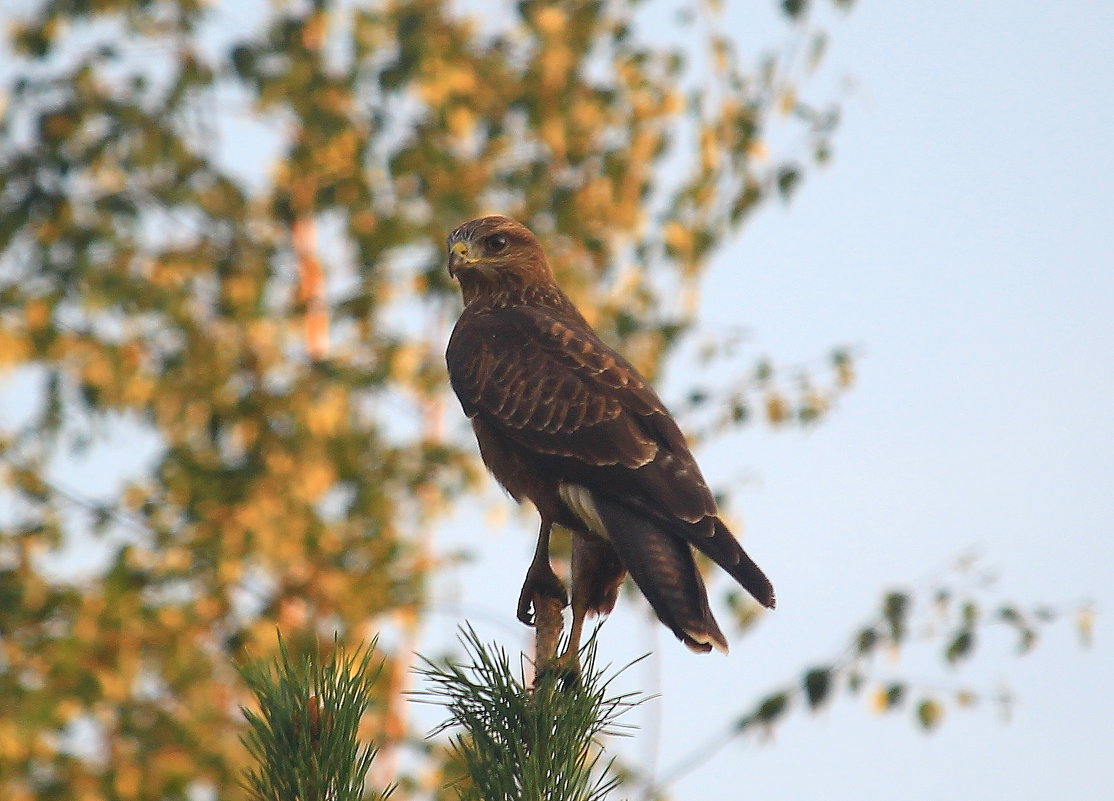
[416,626,645,801]
[237,633,391,801]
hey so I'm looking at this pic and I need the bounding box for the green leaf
[755,692,789,725]
[885,683,905,708]
[416,626,642,801]
[917,699,943,731]
[782,0,810,19]
[883,591,910,643]
[776,165,802,200]
[237,634,390,801]
[855,627,879,655]
[803,667,832,710]
[962,601,979,626]
[945,629,975,664]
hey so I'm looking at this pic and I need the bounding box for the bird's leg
[554,601,588,683]
[516,517,568,626]
[553,536,593,682]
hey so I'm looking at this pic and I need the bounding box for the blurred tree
[0,1,1078,800]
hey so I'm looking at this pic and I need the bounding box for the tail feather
[623,499,776,609]
[689,518,776,609]
[593,496,728,654]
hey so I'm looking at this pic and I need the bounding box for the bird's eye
[486,233,508,254]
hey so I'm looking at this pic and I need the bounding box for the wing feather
[447,305,717,523]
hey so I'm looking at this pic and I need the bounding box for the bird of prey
[445,215,775,667]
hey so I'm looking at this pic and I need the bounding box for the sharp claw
[517,568,567,627]
[535,662,580,691]
[517,598,535,626]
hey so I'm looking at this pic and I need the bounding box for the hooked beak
[448,240,471,280]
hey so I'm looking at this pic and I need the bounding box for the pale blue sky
[433,2,1114,799]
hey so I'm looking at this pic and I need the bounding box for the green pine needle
[238,633,391,801]
[415,626,645,801]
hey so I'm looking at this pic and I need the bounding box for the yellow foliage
[218,559,242,584]
[778,88,797,116]
[747,138,769,161]
[32,731,57,759]
[318,569,347,601]
[318,529,343,555]
[630,89,654,121]
[184,400,210,429]
[299,456,336,500]
[447,105,476,139]
[277,596,309,628]
[0,330,30,368]
[24,299,50,329]
[577,176,613,218]
[663,221,692,255]
[540,45,573,91]
[93,163,126,193]
[97,668,128,702]
[247,319,280,363]
[616,59,642,89]
[319,128,359,177]
[55,698,82,724]
[679,285,699,317]
[804,391,829,418]
[81,352,114,390]
[4,785,34,801]
[223,274,256,306]
[629,128,658,164]
[571,98,602,130]
[711,37,728,75]
[700,126,720,172]
[534,6,566,35]
[121,374,155,405]
[74,596,106,642]
[160,546,192,572]
[276,532,306,563]
[351,208,377,234]
[265,450,297,478]
[540,117,567,158]
[765,393,789,424]
[661,89,684,116]
[235,418,261,450]
[307,386,348,437]
[114,763,141,800]
[196,595,222,621]
[0,720,26,760]
[1077,606,1094,647]
[32,219,62,245]
[155,745,195,779]
[73,610,98,643]
[156,605,186,631]
[418,62,477,106]
[389,343,422,384]
[301,10,326,50]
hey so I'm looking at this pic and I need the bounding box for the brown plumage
[445,215,774,663]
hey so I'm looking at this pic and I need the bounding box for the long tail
[687,517,776,610]
[593,496,728,654]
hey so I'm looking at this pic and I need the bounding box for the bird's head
[446,215,555,303]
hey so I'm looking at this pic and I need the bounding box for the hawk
[445,215,774,667]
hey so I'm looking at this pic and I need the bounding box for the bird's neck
[461,280,582,319]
